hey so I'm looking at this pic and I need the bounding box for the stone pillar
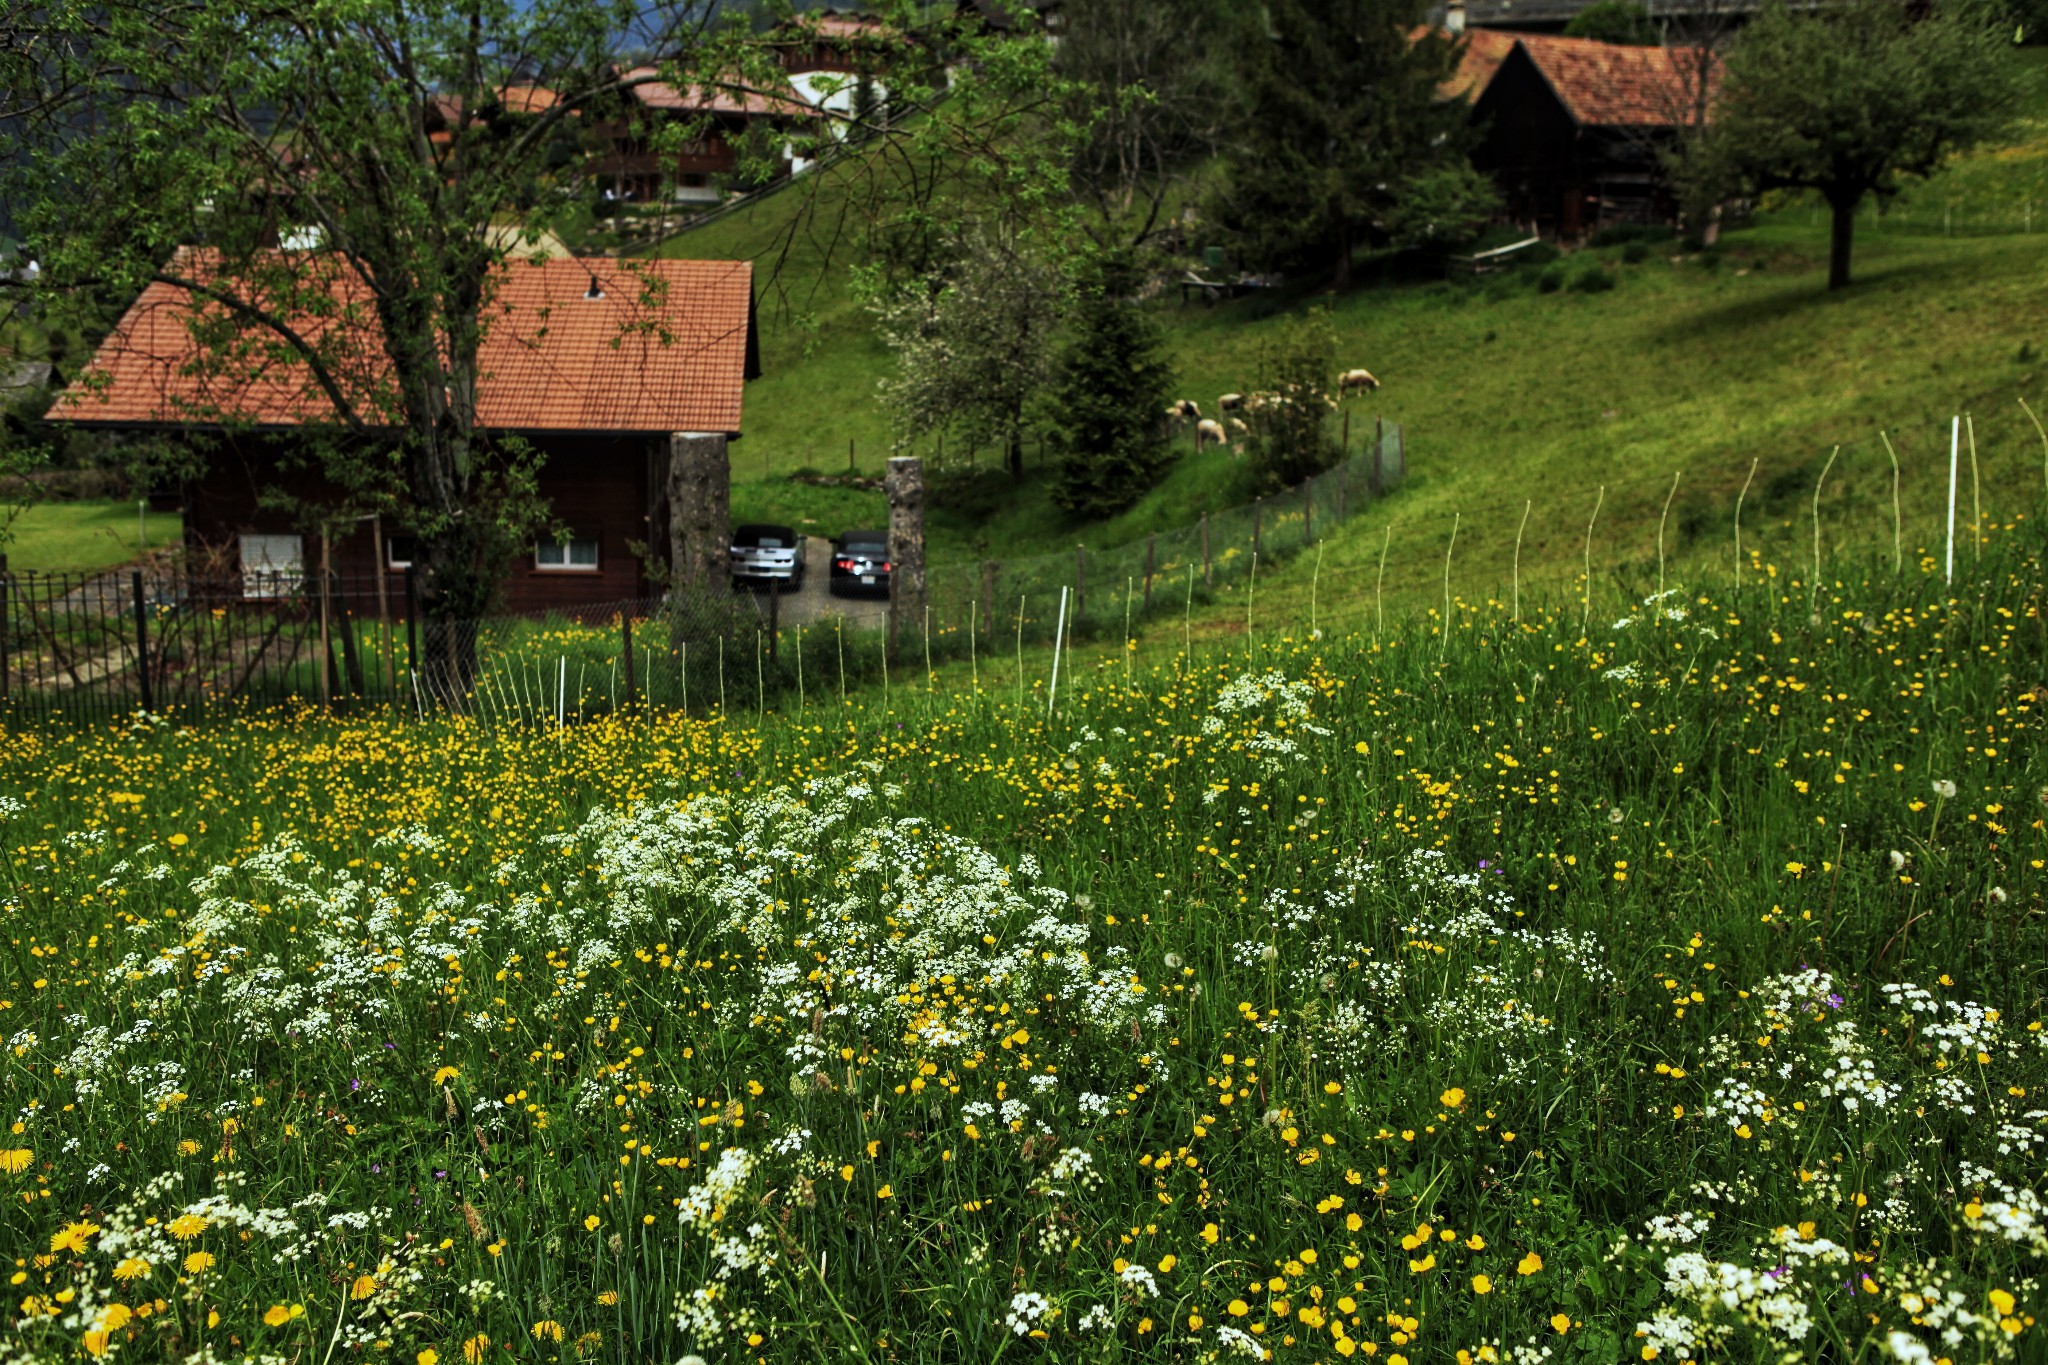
[885,455,926,648]
[667,432,731,595]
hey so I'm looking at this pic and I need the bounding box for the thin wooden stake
[1374,525,1390,647]
[1879,430,1903,577]
[1047,586,1069,719]
[1966,413,1982,562]
[1016,595,1027,709]
[1734,457,1758,593]
[1310,541,1325,639]
[1512,498,1531,624]
[1440,512,1459,664]
[1811,445,1839,617]
[1581,484,1605,638]
[2019,397,2048,510]
[1657,470,1681,598]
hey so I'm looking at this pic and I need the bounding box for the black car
[829,530,890,597]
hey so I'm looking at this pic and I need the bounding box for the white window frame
[535,536,600,571]
[239,533,304,599]
[385,536,415,570]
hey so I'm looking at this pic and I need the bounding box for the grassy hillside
[3,500,178,574]
[658,108,2048,618]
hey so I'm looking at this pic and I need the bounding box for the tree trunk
[667,431,732,595]
[1333,219,1352,290]
[1827,192,1857,290]
[1007,431,1024,480]
[885,456,927,650]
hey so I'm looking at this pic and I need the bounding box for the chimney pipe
[1447,0,1467,34]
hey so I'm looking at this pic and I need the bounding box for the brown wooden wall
[180,431,665,615]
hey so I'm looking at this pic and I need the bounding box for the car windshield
[842,534,886,551]
[734,526,793,549]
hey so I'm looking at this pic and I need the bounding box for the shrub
[1621,241,1650,264]
[1537,265,1566,293]
[1571,266,1618,293]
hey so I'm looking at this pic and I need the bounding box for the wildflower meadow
[0,529,2042,1365]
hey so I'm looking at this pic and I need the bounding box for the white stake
[1946,415,1959,586]
[1047,585,1069,719]
[557,655,567,730]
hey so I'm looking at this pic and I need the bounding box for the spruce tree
[1049,251,1177,519]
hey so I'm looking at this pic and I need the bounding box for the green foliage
[1241,311,1340,493]
[1208,0,1474,284]
[1570,264,1619,293]
[1693,0,2029,286]
[1537,264,1567,293]
[1562,0,1660,44]
[869,232,1068,478]
[1048,252,1179,519]
[1381,162,1501,252]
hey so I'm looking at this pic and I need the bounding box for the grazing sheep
[1195,418,1228,449]
[1170,398,1201,421]
[1218,392,1245,412]
[1339,368,1380,395]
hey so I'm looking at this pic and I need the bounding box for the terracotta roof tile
[1504,33,1717,128]
[1437,28,1521,101]
[51,251,753,435]
[620,66,816,118]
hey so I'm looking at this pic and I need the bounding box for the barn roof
[1491,33,1716,128]
[618,66,816,118]
[49,251,755,435]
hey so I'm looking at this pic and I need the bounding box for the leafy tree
[1242,312,1339,493]
[869,230,1067,480]
[1056,0,1232,249]
[1694,0,2027,289]
[1208,0,1471,287]
[1563,0,1659,44]
[1381,163,1501,253]
[1047,250,1176,519]
[2,0,1061,669]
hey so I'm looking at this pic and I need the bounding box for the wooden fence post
[1303,477,1314,543]
[1201,514,1212,586]
[0,553,9,705]
[1253,497,1263,560]
[980,560,997,637]
[131,569,152,713]
[1075,544,1087,620]
[622,615,637,710]
[404,567,420,714]
[1143,534,1156,611]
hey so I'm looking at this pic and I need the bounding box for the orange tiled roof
[50,251,753,435]
[1500,33,1717,127]
[1437,28,1521,101]
[619,66,817,118]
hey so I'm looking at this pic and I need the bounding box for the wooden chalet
[47,250,758,613]
[1454,32,1715,238]
[591,68,817,204]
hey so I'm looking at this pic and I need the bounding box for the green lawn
[2,500,176,574]
[659,126,2048,619]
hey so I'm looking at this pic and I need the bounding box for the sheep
[1338,368,1380,395]
[1195,418,1227,449]
[1169,398,1201,421]
[1218,392,1245,412]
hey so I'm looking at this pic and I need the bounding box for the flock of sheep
[1168,369,1379,451]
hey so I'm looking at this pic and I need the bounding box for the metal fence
[0,423,1404,724]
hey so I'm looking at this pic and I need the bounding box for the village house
[47,251,757,612]
[589,67,818,205]
[1454,30,1716,238]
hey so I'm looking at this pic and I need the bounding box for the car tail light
[880,561,891,572]
[835,558,854,570]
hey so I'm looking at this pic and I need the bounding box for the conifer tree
[1049,251,1176,519]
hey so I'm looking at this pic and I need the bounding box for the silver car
[730,523,806,592]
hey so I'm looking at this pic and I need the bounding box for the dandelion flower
[50,1220,100,1254]
[1932,779,1957,800]
[462,1334,490,1364]
[1990,886,2008,905]
[350,1275,378,1300]
[1889,850,1909,870]
[112,1257,150,1282]
[0,1149,31,1175]
[432,1066,461,1086]
[184,1251,215,1274]
[168,1213,209,1241]
[531,1321,563,1343]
